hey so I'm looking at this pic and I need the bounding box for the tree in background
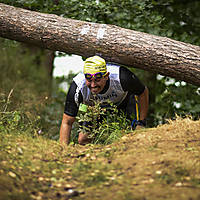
[0,0,199,137]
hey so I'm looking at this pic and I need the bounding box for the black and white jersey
[64,64,145,117]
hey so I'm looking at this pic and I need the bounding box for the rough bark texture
[0,3,200,86]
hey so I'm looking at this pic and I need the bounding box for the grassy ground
[0,117,200,200]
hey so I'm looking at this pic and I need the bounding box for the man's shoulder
[73,72,85,79]
[73,73,85,85]
[107,63,130,74]
[107,63,121,75]
[107,63,120,68]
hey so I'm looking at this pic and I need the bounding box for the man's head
[84,56,109,94]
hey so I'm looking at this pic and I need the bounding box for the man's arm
[137,86,149,127]
[136,86,149,129]
[59,81,82,145]
[119,66,149,128]
[59,113,75,145]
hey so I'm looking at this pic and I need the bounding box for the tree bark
[0,3,200,86]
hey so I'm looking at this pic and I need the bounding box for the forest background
[0,0,200,141]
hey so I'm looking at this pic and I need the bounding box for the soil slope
[0,117,200,200]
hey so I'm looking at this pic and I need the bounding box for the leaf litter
[0,117,200,200]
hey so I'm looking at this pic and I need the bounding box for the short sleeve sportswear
[64,81,82,117]
[64,65,145,117]
[119,66,145,95]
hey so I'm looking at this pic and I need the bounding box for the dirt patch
[0,117,200,200]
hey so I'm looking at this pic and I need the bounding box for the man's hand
[135,125,145,130]
[132,119,146,130]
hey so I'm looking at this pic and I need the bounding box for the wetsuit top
[64,64,145,117]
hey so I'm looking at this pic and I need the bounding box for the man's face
[85,73,109,94]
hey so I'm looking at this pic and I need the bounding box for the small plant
[75,100,131,145]
[0,89,41,135]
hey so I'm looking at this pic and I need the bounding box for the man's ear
[105,72,110,80]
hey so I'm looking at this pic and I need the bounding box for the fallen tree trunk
[0,3,200,86]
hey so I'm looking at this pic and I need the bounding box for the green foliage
[0,0,199,133]
[0,38,50,96]
[0,38,50,136]
[2,0,199,45]
[0,3,200,198]
[0,110,41,134]
[0,0,63,13]
[0,38,78,140]
[153,77,200,125]
[76,100,131,145]
[0,0,165,33]
[52,0,199,125]
[152,0,200,45]
[39,72,78,140]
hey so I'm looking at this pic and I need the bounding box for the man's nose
[90,79,97,87]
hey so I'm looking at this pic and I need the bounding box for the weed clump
[0,91,42,135]
[74,100,132,145]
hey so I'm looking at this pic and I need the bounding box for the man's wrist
[131,119,147,130]
[136,119,146,127]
